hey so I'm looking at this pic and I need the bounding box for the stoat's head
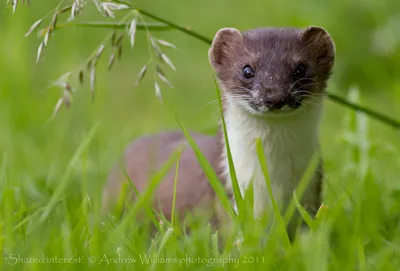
[209,26,335,116]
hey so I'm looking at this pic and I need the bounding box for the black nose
[265,99,287,110]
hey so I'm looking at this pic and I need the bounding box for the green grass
[2,0,400,270]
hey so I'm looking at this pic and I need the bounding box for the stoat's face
[209,27,335,116]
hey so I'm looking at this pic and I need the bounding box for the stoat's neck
[221,97,323,216]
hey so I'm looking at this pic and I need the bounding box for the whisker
[223,84,252,92]
[292,82,322,91]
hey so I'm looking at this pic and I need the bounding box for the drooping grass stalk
[44,21,172,32]
[326,92,400,129]
[136,9,213,44]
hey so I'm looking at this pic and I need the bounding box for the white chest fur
[221,97,323,217]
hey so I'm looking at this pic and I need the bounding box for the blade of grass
[255,137,291,250]
[315,203,328,220]
[283,151,320,226]
[171,148,181,227]
[107,149,180,244]
[212,231,219,257]
[243,180,255,221]
[156,227,174,254]
[293,191,317,232]
[357,237,367,271]
[122,149,179,220]
[158,219,165,236]
[213,78,244,217]
[39,120,101,222]
[315,203,329,229]
[115,177,132,214]
[346,86,370,180]
[348,87,368,271]
[0,153,8,194]
[321,179,358,232]
[13,206,47,231]
[174,111,235,219]
[120,168,160,231]
[204,223,212,255]
[0,153,15,252]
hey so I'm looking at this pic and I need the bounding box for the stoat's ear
[208,28,243,69]
[302,26,335,70]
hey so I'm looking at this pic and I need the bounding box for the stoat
[102,26,335,232]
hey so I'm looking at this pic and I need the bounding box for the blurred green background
[0,0,400,208]
[1,1,400,270]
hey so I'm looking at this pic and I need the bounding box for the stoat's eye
[243,65,254,79]
[294,63,307,79]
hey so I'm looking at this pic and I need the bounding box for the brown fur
[103,130,226,222]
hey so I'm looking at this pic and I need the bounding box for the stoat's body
[222,95,323,217]
[103,26,335,234]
